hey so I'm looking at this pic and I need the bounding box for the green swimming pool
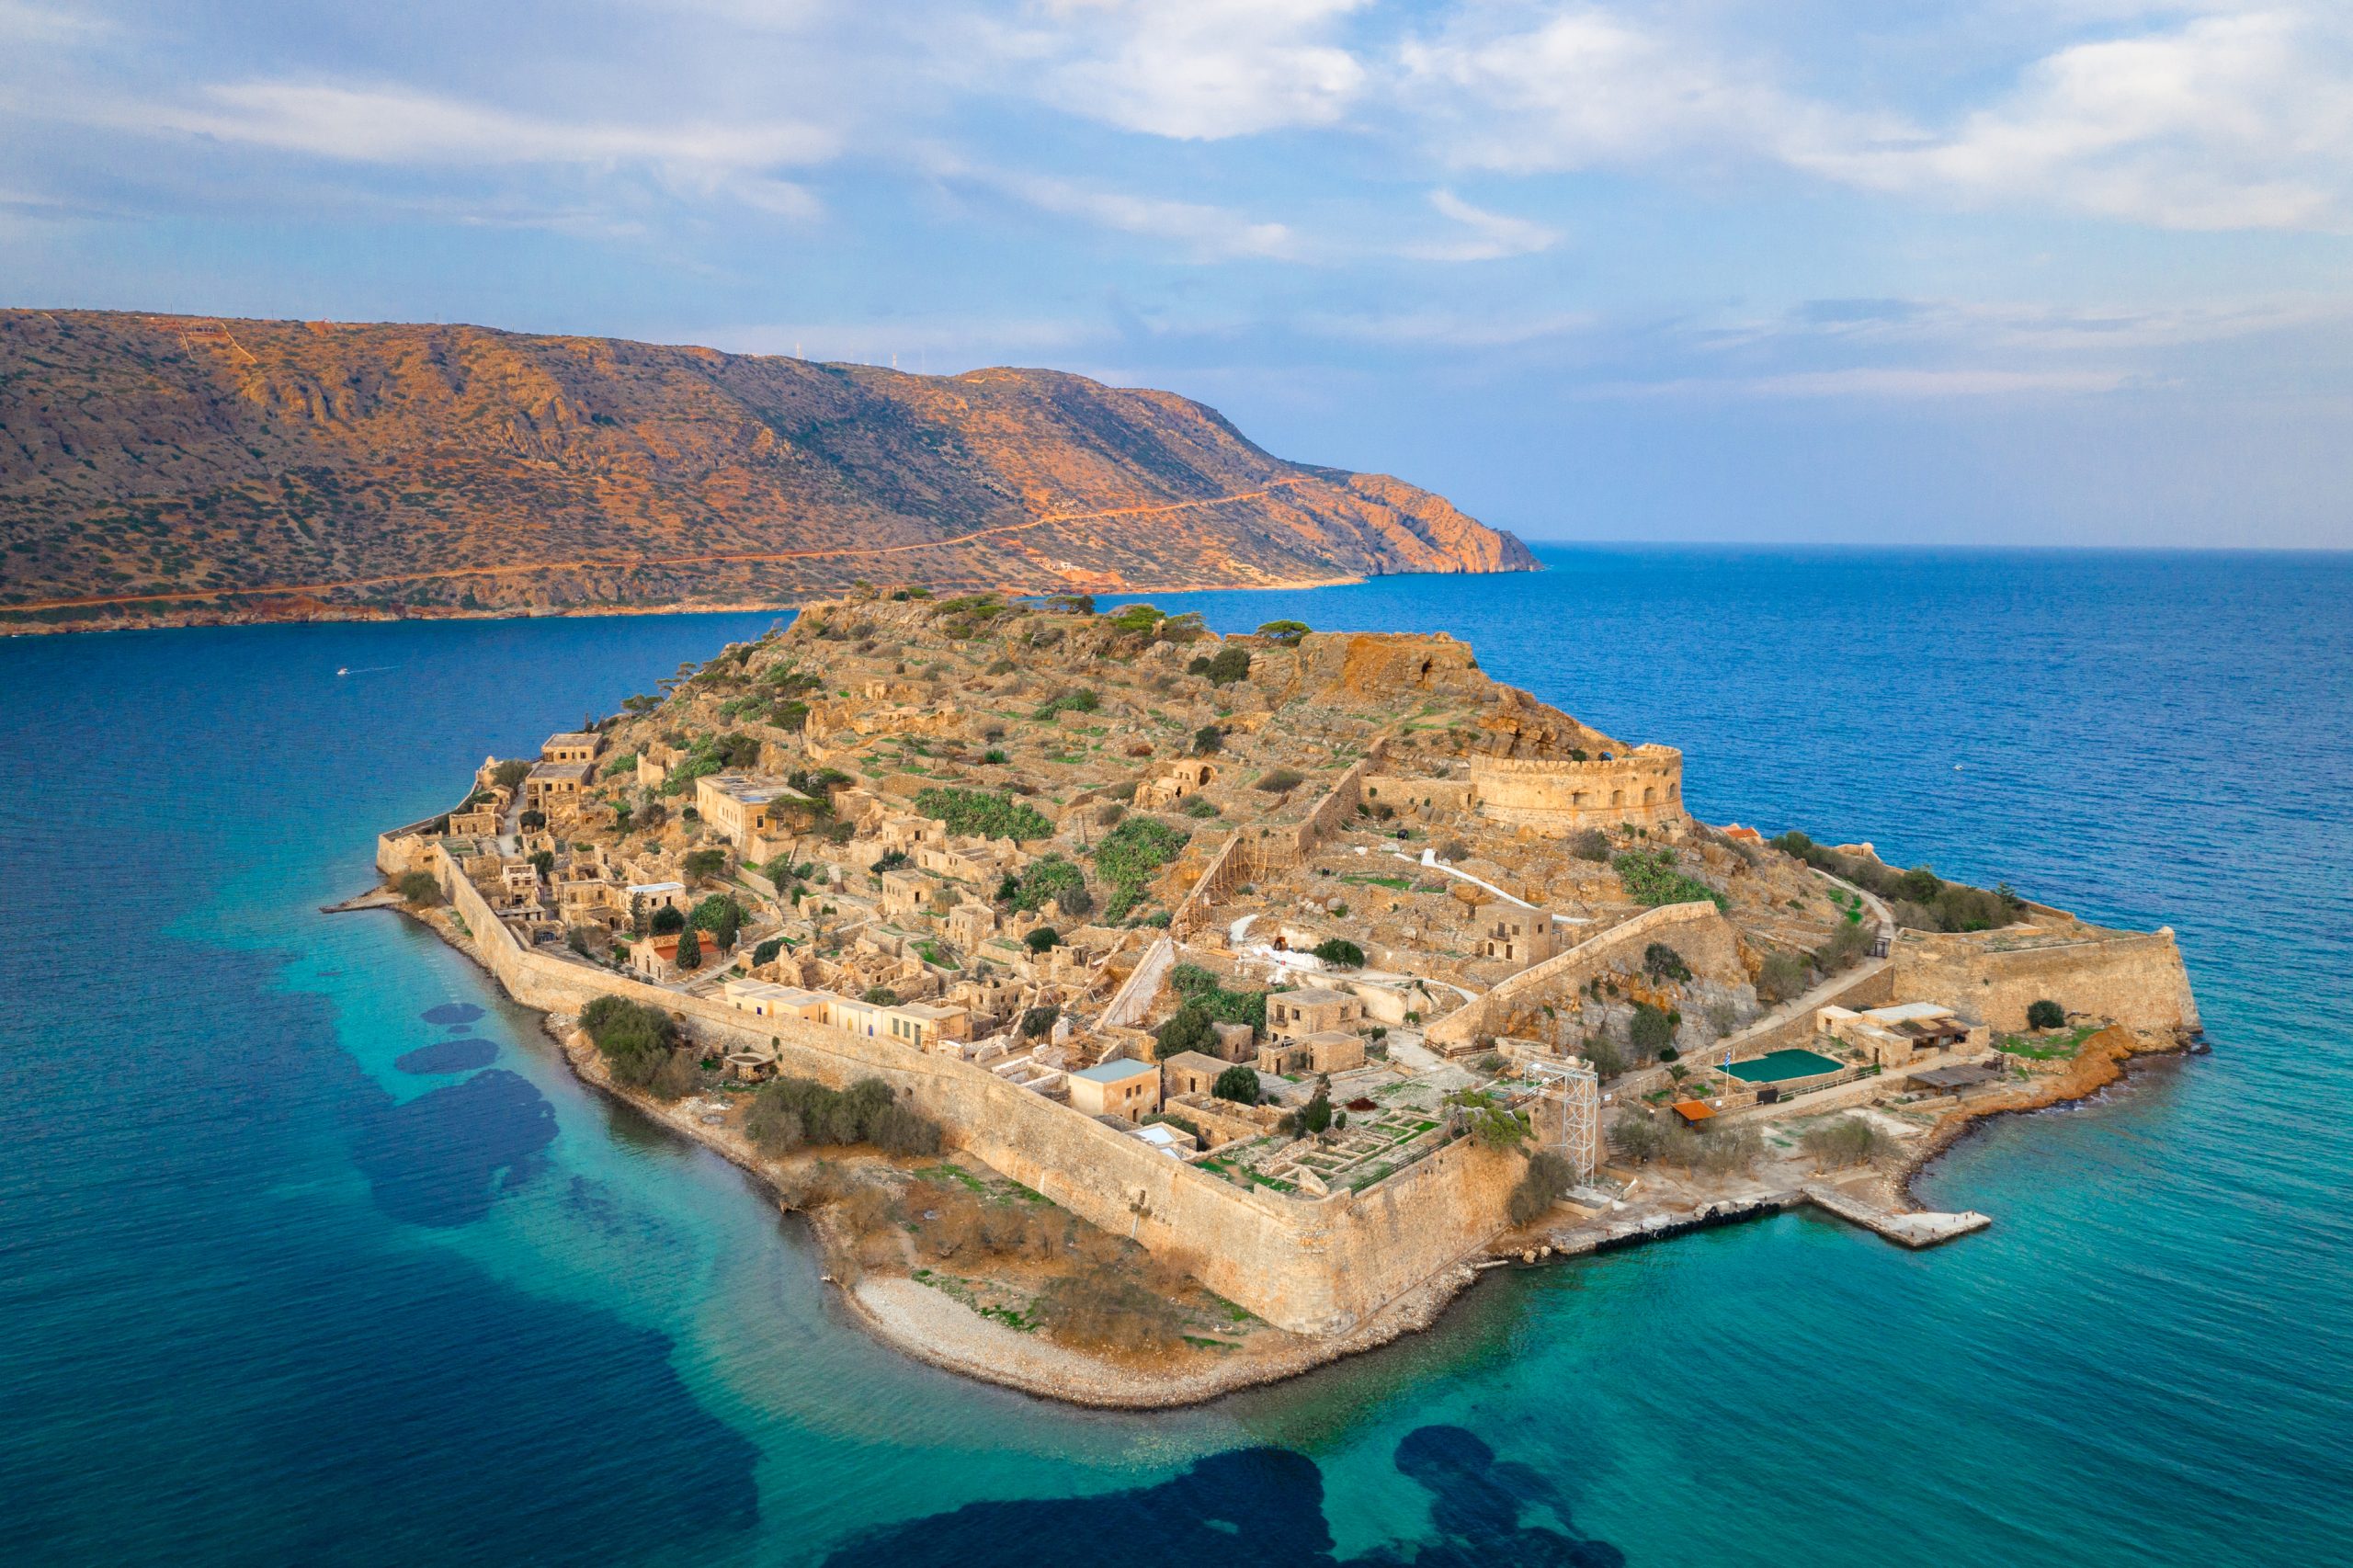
[1722,1049,1846,1083]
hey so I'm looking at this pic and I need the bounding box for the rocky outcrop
[0,310,1535,632]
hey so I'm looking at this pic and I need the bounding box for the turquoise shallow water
[2,547,2347,1566]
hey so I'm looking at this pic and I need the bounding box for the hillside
[0,310,1534,632]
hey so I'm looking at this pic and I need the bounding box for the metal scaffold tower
[1522,1056,1600,1179]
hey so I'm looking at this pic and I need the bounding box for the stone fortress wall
[1890,922,2201,1037]
[1467,746,1686,835]
[387,827,1525,1338]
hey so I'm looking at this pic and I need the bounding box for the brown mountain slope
[0,310,1533,631]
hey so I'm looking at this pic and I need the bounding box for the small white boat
[336,667,349,676]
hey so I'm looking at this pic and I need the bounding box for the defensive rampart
[1427,901,1728,1050]
[1469,745,1684,835]
[1889,925,2200,1036]
[387,831,1524,1336]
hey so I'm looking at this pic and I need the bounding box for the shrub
[2028,998,2066,1030]
[1311,937,1365,968]
[1169,963,1270,1032]
[745,1074,940,1156]
[1003,854,1086,914]
[862,985,900,1006]
[683,847,729,880]
[1108,604,1165,636]
[1019,1004,1060,1040]
[1155,1006,1215,1057]
[675,926,701,971]
[1570,828,1612,862]
[1256,767,1305,793]
[649,1051,702,1100]
[1801,1116,1883,1166]
[1436,839,1469,863]
[751,937,785,967]
[1508,1152,1577,1227]
[912,786,1054,841]
[1256,619,1310,645]
[579,996,678,1090]
[1213,1065,1261,1104]
[1200,646,1251,686]
[1610,1114,1666,1164]
[649,904,686,936]
[1181,797,1222,818]
[491,758,532,790]
[1093,816,1189,921]
[1612,848,1726,910]
[1756,952,1809,1004]
[1192,725,1222,756]
[1024,926,1062,953]
[1817,919,1874,971]
[517,810,546,831]
[396,870,440,905]
[1032,687,1101,722]
[1630,1002,1677,1058]
[1643,942,1691,983]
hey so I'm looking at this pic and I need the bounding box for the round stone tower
[1467,745,1686,835]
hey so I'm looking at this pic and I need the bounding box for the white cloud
[1822,9,2353,230]
[152,81,838,172]
[1302,306,1592,347]
[1018,0,1369,139]
[940,159,1304,259]
[1401,188,1560,261]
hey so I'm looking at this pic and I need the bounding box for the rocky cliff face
[0,310,1535,631]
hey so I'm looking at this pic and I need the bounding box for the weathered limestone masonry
[1890,924,2201,1036]
[1171,756,1372,941]
[386,830,1526,1336]
[1468,747,1686,835]
[1427,901,1729,1050]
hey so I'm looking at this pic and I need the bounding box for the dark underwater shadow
[821,1425,1624,1568]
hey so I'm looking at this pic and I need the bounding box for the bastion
[1467,746,1686,835]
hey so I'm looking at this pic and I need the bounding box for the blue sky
[4,1,2349,548]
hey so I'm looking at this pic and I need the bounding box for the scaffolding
[1522,1055,1600,1179]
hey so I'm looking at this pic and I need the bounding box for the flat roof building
[1068,1057,1161,1122]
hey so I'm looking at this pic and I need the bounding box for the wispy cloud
[150,81,838,172]
[1400,189,1560,261]
[1014,0,1370,140]
[935,158,1304,260]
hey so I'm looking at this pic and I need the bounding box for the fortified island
[371,591,2200,1404]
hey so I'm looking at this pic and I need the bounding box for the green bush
[1256,767,1305,793]
[1003,854,1086,914]
[1155,1006,1215,1056]
[2028,998,2066,1030]
[1213,1065,1261,1104]
[579,996,679,1091]
[1108,604,1165,635]
[1020,1004,1060,1039]
[1570,828,1612,862]
[1311,937,1365,968]
[1643,942,1690,983]
[683,847,729,881]
[1168,962,1268,1032]
[1612,848,1725,910]
[913,787,1054,842]
[1094,816,1189,921]
[1024,926,1062,953]
[751,937,785,966]
[745,1074,941,1156]
[650,904,686,935]
[1508,1152,1577,1227]
[1192,725,1222,756]
[1200,646,1251,686]
[1256,619,1310,645]
[1630,1002,1677,1058]
[396,870,440,905]
[492,758,532,790]
[1032,687,1101,722]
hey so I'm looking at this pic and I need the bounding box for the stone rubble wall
[1427,901,1728,1050]
[390,831,1526,1336]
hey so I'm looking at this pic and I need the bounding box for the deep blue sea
[3,546,2347,1567]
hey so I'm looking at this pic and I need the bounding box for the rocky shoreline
[368,896,2196,1410]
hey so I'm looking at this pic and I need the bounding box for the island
[370,589,2201,1406]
